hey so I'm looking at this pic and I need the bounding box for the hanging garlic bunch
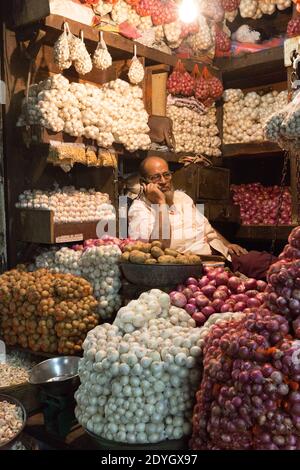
[93,32,112,71]
[128,45,144,85]
[94,0,113,16]
[275,0,291,10]
[53,22,72,70]
[225,9,238,22]
[163,21,181,44]
[239,0,258,17]
[187,15,212,52]
[74,31,93,75]
[258,0,276,14]
[111,0,131,23]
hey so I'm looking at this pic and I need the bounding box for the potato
[151,247,164,259]
[164,248,179,258]
[145,258,157,265]
[158,255,177,264]
[129,250,148,264]
[151,241,162,248]
[138,243,151,253]
[121,252,130,262]
[187,255,202,265]
[176,255,190,264]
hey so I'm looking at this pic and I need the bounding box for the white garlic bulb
[128,56,144,85]
[74,33,93,75]
[53,23,71,70]
[187,16,212,52]
[163,21,181,44]
[93,34,112,71]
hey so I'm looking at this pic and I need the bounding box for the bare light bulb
[178,0,199,23]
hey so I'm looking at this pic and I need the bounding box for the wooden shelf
[42,14,217,74]
[119,149,223,166]
[222,142,283,158]
[16,208,108,244]
[236,224,295,240]
[216,46,285,88]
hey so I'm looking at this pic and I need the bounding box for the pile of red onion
[266,226,300,338]
[167,66,195,97]
[287,18,300,38]
[134,0,156,16]
[150,0,177,25]
[190,307,300,450]
[215,28,231,53]
[71,237,134,252]
[221,0,240,11]
[169,266,267,327]
[231,183,292,225]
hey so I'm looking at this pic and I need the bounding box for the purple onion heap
[169,267,267,328]
[190,308,300,450]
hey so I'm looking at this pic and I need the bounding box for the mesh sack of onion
[189,226,300,450]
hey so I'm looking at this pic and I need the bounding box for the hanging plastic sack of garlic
[93,32,112,71]
[128,44,144,85]
[74,31,93,75]
[53,22,72,70]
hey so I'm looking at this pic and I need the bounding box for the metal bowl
[120,262,203,287]
[28,356,81,396]
[0,394,27,450]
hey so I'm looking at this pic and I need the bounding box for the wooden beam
[222,142,283,158]
[42,14,219,74]
[236,224,295,240]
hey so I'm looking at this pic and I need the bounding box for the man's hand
[227,243,248,256]
[144,183,166,205]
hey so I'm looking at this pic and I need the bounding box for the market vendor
[128,156,276,279]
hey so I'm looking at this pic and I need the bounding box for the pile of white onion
[75,288,240,444]
[34,244,121,320]
[167,102,221,156]
[223,88,288,144]
[15,186,114,224]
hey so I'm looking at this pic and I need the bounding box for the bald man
[128,156,247,258]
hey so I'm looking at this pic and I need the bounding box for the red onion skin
[186,277,198,286]
[192,312,207,325]
[169,291,187,308]
[185,303,197,315]
[196,296,210,309]
[227,277,241,292]
[201,285,216,298]
[202,306,215,317]
[183,288,194,300]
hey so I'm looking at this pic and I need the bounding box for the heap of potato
[0,268,99,355]
[121,241,201,265]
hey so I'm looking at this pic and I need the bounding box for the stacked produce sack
[167,64,223,107]
[17,75,150,152]
[34,240,122,321]
[167,103,221,156]
[75,288,241,443]
[190,226,300,450]
[0,269,99,354]
[223,88,288,144]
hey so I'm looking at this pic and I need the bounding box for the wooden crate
[16,209,108,244]
[172,164,230,201]
[203,201,240,223]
